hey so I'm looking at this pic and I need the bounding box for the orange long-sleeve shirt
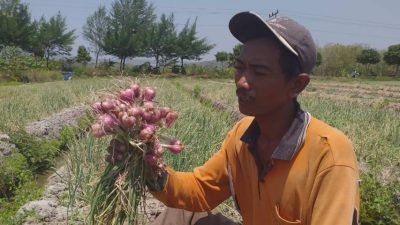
[152,114,360,225]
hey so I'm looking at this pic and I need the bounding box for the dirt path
[25,106,88,138]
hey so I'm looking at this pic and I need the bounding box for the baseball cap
[229,11,317,74]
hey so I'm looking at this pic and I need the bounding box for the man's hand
[146,168,168,192]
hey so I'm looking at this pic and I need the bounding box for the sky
[22,0,400,62]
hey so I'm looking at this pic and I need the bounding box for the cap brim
[229,11,298,56]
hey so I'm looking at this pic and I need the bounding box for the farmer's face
[234,38,294,116]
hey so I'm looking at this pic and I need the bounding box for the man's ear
[289,73,310,98]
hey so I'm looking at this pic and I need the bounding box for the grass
[0,77,135,133]
[311,75,400,86]
[0,181,44,224]
[0,81,22,86]
[301,95,400,174]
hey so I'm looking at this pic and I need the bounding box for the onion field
[0,76,399,224]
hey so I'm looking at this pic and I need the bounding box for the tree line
[0,0,214,73]
[215,43,400,77]
[2,0,399,77]
[316,44,400,77]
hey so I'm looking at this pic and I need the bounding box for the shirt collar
[240,108,311,161]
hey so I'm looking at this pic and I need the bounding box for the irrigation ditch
[0,106,87,224]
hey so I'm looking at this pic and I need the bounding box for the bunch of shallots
[88,83,183,225]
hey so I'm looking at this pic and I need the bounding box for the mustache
[236,88,255,101]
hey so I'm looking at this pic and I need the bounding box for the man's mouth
[236,90,255,103]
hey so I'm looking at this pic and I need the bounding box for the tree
[316,52,322,67]
[215,51,229,66]
[175,19,215,73]
[0,0,34,50]
[83,6,108,68]
[317,44,363,76]
[76,46,92,65]
[228,44,242,66]
[356,48,380,74]
[28,20,45,65]
[145,13,177,71]
[0,46,31,81]
[383,44,400,76]
[103,0,155,71]
[31,13,76,68]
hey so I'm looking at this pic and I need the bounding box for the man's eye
[254,70,268,75]
[234,65,243,70]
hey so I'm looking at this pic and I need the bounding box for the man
[150,11,360,225]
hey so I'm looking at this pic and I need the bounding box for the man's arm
[310,165,359,225]
[151,134,233,212]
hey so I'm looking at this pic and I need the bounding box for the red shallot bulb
[150,110,161,123]
[141,111,153,122]
[130,84,141,98]
[128,107,143,118]
[143,87,156,101]
[139,124,156,141]
[153,140,164,156]
[143,154,158,166]
[122,114,136,127]
[117,111,126,121]
[165,111,178,127]
[167,139,183,154]
[91,102,102,113]
[116,102,128,112]
[143,101,154,110]
[159,107,171,118]
[119,88,135,103]
[91,123,106,137]
[101,100,115,112]
[100,114,118,131]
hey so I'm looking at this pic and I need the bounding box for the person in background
[351,69,359,78]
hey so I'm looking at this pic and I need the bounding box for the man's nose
[236,74,251,90]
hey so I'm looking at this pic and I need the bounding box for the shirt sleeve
[310,165,360,225]
[150,132,233,212]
